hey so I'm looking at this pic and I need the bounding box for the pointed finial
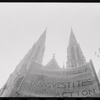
[70,26,74,35]
[36,27,47,44]
[41,27,47,39]
[43,27,47,34]
[43,27,48,33]
[69,27,77,45]
[53,53,55,58]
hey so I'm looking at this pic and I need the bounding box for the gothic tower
[15,28,47,75]
[66,28,86,68]
[0,28,47,97]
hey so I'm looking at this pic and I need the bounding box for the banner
[27,61,93,77]
[17,62,100,97]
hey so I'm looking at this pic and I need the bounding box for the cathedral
[0,28,100,97]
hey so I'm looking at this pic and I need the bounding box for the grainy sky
[0,3,100,88]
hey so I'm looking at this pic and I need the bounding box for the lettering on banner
[65,63,92,76]
[29,74,96,97]
[18,62,99,97]
[61,88,96,97]
[31,78,93,89]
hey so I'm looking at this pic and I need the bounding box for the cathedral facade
[0,28,100,97]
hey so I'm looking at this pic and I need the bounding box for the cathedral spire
[0,28,47,97]
[31,27,47,64]
[16,28,47,74]
[69,27,77,45]
[35,27,47,45]
[66,28,86,68]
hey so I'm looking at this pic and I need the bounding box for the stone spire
[0,28,47,97]
[16,43,36,74]
[16,28,47,74]
[66,28,86,68]
[69,27,77,45]
[31,27,47,64]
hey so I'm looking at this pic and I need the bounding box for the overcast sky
[0,3,100,88]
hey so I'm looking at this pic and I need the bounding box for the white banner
[18,62,100,97]
[28,61,93,77]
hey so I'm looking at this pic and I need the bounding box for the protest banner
[24,61,92,77]
[16,61,100,97]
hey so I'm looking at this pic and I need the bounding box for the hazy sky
[0,3,100,88]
